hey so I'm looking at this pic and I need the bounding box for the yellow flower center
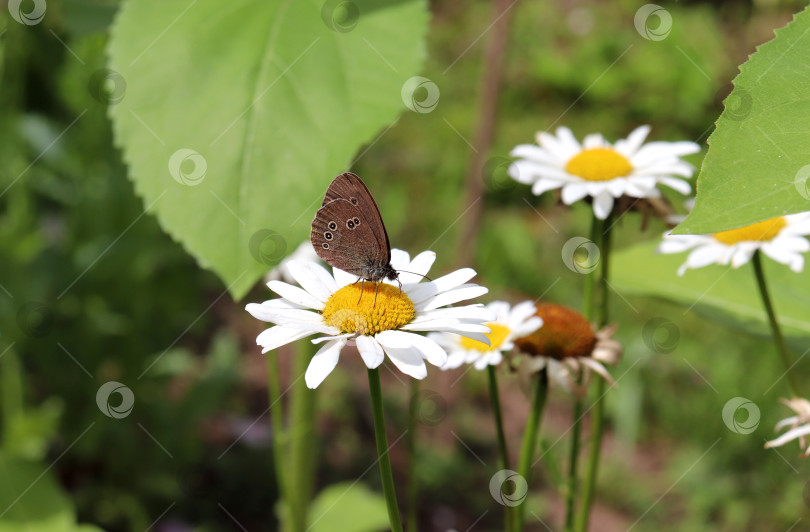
[460,323,510,352]
[713,216,787,245]
[322,283,415,335]
[565,148,633,181]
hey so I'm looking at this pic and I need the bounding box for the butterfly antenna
[394,270,433,282]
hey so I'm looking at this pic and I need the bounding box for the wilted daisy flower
[246,249,493,388]
[765,398,810,457]
[659,212,810,275]
[513,303,621,397]
[509,125,700,219]
[429,300,543,370]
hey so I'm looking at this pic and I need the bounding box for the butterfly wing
[311,198,389,278]
[322,173,391,262]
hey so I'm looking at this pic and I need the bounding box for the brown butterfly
[311,173,399,284]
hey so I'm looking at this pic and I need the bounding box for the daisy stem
[487,365,513,532]
[406,379,419,532]
[367,367,404,532]
[515,369,549,532]
[752,250,800,398]
[267,353,295,531]
[564,215,601,531]
[288,341,318,530]
[576,212,614,532]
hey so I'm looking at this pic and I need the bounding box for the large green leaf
[109,0,427,298]
[611,240,810,349]
[0,453,103,532]
[307,482,389,532]
[676,5,810,235]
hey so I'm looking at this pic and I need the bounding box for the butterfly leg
[356,279,365,305]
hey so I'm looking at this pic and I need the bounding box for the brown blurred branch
[457,0,518,267]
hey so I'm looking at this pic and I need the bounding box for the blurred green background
[2,0,809,531]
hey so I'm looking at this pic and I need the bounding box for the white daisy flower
[246,249,494,389]
[264,241,321,284]
[429,300,543,371]
[514,303,622,397]
[658,212,810,275]
[765,397,810,457]
[508,125,700,219]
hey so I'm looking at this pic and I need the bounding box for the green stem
[752,250,800,397]
[487,365,513,532]
[564,397,583,532]
[563,216,601,531]
[575,212,614,532]
[267,353,295,532]
[406,379,419,532]
[288,342,317,531]
[367,368,404,532]
[515,369,549,532]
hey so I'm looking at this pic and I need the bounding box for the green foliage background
[2,0,810,531]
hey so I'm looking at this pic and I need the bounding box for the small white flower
[509,125,700,220]
[765,397,810,457]
[264,241,321,284]
[246,249,494,388]
[659,212,810,275]
[429,300,543,371]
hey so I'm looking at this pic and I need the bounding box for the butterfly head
[365,263,399,284]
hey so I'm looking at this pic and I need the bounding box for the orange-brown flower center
[515,303,595,360]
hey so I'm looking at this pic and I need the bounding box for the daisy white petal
[356,335,385,369]
[305,338,347,389]
[267,280,325,310]
[257,326,320,353]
